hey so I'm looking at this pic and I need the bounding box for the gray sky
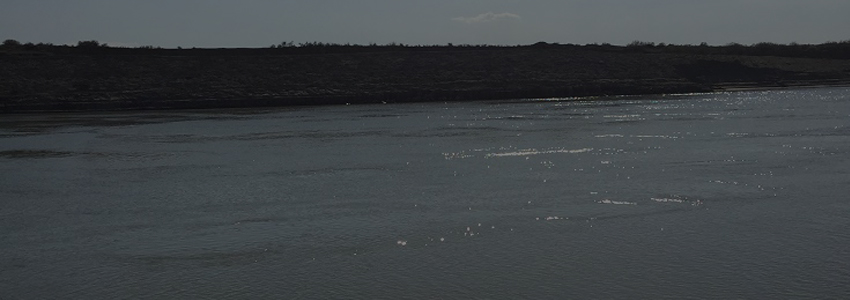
[2,0,848,47]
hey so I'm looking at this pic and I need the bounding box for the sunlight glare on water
[1,87,849,299]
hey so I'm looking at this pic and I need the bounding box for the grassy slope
[2,46,850,112]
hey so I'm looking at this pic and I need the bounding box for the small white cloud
[453,12,521,24]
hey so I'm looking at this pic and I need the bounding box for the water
[1,87,849,299]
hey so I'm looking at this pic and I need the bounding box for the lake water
[1,87,849,299]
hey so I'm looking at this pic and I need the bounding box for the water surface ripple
[1,88,849,299]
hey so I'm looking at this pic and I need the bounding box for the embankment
[2,46,850,112]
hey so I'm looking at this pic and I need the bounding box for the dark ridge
[2,40,850,113]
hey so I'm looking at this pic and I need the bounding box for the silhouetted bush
[627,40,656,47]
[2,39,21,47]
[76,40,106,48]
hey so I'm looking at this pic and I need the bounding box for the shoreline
[5,82,848,115]
[712,82,850,92]
[4,81,850,115]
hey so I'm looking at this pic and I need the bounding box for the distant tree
[627,40,656,47]
[753,42,778,47]
[272,41,294,48]
[2,39,22,47]
[77,40,106,48]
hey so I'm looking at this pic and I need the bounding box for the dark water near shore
[2,87,849,299]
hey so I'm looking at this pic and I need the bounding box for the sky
[2,0,849,48]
